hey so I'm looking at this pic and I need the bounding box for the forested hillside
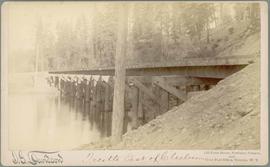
[34,3,260,71]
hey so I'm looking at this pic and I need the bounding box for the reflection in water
[9,91,113,150]
[61,96,112,139]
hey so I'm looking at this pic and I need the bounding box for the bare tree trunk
[111,4,129,144]
[89,5,96,67]
[207,21,210,43]
[220,3,224,25]
[34,41,39,88]
[127,4,135,61]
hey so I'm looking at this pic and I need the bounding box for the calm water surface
[9,91,112,150]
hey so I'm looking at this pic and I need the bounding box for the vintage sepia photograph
[1,1,268,166]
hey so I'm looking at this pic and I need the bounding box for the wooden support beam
[138,90,144,124]
[105,78,131,96]
[142,100,156,120]
[130,86,139,129]
[50,65,246,78]
[194,77,220,85]
[128,77,157,103]
[54,76,57,88]
[104,81,110,112]
[59,78,64,96]
[111,5,128,144]
[71,80,76,98]
[153,77,187,101]
[96,77,104,112]
[129,77,170,113]
[152,76,188,86]
[82,79,88,100]
[89,79,95,127]
[152,76,220,87]
[160,88,169,113]
[85,80,91,102]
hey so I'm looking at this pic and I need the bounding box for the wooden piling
[96,76,103,112]
[138,90,144,124]
[130,86,139,129]
[71,80,76,98]
[54,76,59,89]
[175,86,180,105]
[89,78,95,129]
[160,89,169,113]
[104,82,110,113]
[59,77,63,96]
[82,78,88,101]
[111,5,129,144]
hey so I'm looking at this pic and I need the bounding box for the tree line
[35,3,260,71]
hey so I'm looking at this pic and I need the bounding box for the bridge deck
[49,56,256,78]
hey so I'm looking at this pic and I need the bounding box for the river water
[8,90,113,150]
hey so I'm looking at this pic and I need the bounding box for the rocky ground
[80,60,260,150]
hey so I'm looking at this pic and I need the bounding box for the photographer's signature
[11,151,63,165]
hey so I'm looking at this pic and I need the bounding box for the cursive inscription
[84,153,120,163]
[83,151,260,164]
[12,151,63,165]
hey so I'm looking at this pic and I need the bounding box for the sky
[2,1,240,53]
[2,2,100,53]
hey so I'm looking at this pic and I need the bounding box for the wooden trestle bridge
[47,55,256,137]
[50,56,253,78]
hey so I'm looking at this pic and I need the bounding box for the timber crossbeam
[48,56,254,78]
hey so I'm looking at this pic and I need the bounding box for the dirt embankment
[81,61,260,150]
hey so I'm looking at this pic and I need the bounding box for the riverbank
[79,60,260,150]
